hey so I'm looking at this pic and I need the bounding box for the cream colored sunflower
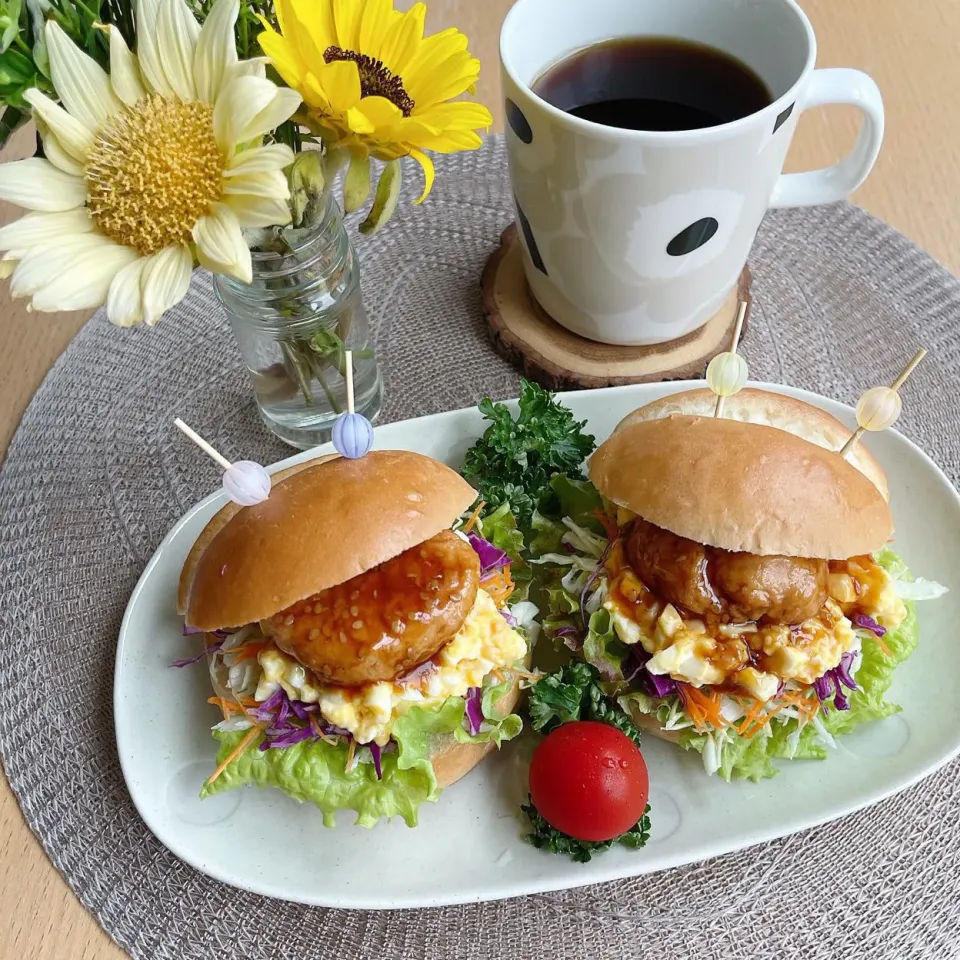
[258,0,493,201]
[0,0,302,326]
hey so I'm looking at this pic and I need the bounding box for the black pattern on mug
[515,201,547,274]
[773,102,795,133]
[666,217,720,257]
[505,99,533,144]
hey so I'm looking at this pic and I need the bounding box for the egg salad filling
[603,553,906,701]
[532,501,946,783]
[243,588,528,745]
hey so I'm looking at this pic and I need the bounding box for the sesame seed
[350,605,359,616]
[309,628,319,640]
[353,620,364,629]
[339,632,348,644]
[350,590,359,601]
[284,615,295,626]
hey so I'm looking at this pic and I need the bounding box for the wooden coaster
[482,224,752,391]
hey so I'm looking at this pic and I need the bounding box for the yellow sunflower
[0,0,302,326]
[257,0,493,201]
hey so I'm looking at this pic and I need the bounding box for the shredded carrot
[207,696,248,720]
[678,684,727,731]
[592,509,619,541]
[462,500,486,535]
[874,636,892,657]
[481,564,515,607]
[224,640,270,662]
[205,725,261,786]
[309,714,338,746]
[345,737,356,773]
[735,698,766,737]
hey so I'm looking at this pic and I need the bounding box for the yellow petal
[224,193,292,228]
[106,257,150,327]
[107,26,146,107]
[402,29,469,101]
[0,158,86,212]
[140,244,193,325]
[345,106,375,135]
[302,72,331,110]
[355,94,403,134]
[408,60,481,111]
[0,209,94,253]
[134,0,174,95]
[45,22,121,132]
[331,0,361,51]
[403,128,483,153]
[408,147,434,204]
[290,0,336,55]
[357,0,399,61]
[195,0,239,104]
[224,143,295,176]
[23,89,94,163]
[256,25,306,90]
[156,0,201,101]
[213,75,301,150]
[222,169,289,199]
[378,2,425,76]
[193,202,252,283]
[319,59,361,110]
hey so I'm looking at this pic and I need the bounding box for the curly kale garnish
[528,660,642,747]
[461,380,595,535]
[521,800,652,863]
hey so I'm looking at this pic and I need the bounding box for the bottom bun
[625,702,681,745]
[431,675,523,788]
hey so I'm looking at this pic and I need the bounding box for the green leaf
[360,159,402,235]
[461,380,596,539]
[202,691,523,827]
[582,607,629,681]
[201,728,439,828]
[547,475,604,533]
[522,799,651,862]
[287,150,324,227]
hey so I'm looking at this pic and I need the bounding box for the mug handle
[770,68,884,208]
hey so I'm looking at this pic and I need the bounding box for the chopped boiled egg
[735,666,779,702]
[253,588,526,746]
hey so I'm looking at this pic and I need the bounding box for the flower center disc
[85,95,224,256]
[324,46,415,117]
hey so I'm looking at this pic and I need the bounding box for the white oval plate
[115,380,960,910]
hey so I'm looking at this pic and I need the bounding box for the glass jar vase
[215,191,382,450]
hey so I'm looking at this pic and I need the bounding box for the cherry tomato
[529,721,649,842]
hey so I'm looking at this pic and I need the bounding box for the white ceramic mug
[499,0,884,346]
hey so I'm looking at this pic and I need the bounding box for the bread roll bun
[589,413,893,559]
[431,675,523,787]
[179,450,477,631]
[615,387,888,500]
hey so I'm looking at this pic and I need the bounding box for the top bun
[178,451,477,631]
[615,387,889,500]
[590,404,894,559]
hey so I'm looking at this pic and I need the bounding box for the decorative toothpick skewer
[331,349,374,459]
[706,301,749,418]
[840,348,927,458]
[173,419,272,506]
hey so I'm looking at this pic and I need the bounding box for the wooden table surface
[1,0,958,955]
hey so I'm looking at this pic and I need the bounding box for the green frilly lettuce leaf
[200,683,522,827]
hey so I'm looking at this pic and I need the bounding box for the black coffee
[534,37,772,132]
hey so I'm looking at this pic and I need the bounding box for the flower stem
[279,340,314,406]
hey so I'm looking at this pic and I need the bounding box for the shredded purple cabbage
[368,742,383,780]
[464,687,484,736]
[467,533,509,573]
[852,613,887,637]
[182,624,205,636]
[624,646,678,698]
[815,650,859,711]
[501,609,518,627]
[170,636,225,668]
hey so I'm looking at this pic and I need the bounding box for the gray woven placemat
[2,136,959,960]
